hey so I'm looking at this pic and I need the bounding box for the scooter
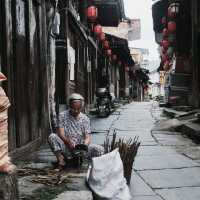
[96,88,111,117]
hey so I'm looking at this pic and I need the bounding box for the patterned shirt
[58,110,91,145]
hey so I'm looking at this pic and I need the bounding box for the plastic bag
[87,149,132,200]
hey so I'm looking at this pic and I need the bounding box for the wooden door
[12,0,42,147]
[13,0,30,146]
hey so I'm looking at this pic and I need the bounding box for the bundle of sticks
[104,132,140,184]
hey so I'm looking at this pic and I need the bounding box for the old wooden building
[0,0,133,157]
[152,0,200,107]
[0,0,49,156]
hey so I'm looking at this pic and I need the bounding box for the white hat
[68,93,84,104]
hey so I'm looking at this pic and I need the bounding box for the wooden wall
[0,0,49,156]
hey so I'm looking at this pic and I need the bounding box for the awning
[106,34,135,66]
[152,0,168,33]
[93,0,125,27]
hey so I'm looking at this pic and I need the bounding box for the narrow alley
[91,101,200,200]
[1,0,200,199]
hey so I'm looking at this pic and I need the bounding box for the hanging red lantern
[112,54,117,61]
[162,39,170,49]
[161,17,166,25]
[106,49,112,57]
[168,21,176,33]
[162,28,169,37]
[103,40,109,49]
[93,24,102,35]
[87,6,98,22]
[143,84,148,91]
[99,32,105,41]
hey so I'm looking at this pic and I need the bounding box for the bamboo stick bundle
[103,132,140,184]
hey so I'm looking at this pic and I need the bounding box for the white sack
[87,149,132,200]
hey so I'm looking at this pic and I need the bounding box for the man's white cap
[68,93,84,104]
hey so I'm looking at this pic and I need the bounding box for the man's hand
[84,134,91,146]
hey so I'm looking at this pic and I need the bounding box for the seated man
[48,93,104,168]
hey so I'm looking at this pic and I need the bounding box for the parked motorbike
[96,88,111,117]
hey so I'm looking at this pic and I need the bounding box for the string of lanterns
[160,1,179,71]
[86,5,121,65]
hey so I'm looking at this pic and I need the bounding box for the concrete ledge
[181,122,200,143]
[163,108,187,118]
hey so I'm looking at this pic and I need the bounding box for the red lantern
[103,40,109,49]
[99,32,105,41]
[93,24,102,35]
[161,17,166,25]
[168,21,176,33]
[162,39,170,49]
[162,28,169,37]
[112,54,117,61]
[144,85,148,91]
[106,49,112,57]
[87,6,98,22]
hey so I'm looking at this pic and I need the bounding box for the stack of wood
[104,132,140,185]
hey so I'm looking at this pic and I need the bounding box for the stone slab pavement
[91,101,200,200]
[17,101,200,200]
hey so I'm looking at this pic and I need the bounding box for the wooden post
[191,0,200,107]
[64,1,70,102]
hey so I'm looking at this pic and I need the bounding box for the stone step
[181,122,200,142]
[163,107,187,118]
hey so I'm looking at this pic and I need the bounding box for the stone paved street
[91,101,200,200]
